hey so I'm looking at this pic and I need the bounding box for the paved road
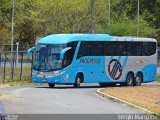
[0,101,5,114]
[0,83,143,114]
[157,67,160,74]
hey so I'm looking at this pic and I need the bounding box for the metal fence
[0,51,32,83]
[0,50,160,83]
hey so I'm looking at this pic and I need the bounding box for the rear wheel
[134,73,142,86]
[125,73,134,86]
[74,75,81,88]
[48,83,55,88]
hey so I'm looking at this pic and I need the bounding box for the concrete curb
[96,88,155,114]
[0,84,9,89]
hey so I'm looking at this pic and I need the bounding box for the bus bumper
[31,70,74,84]
[32,76,60,83]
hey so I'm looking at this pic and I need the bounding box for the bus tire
[48,83,55,88]
[134,73,142,86]
[125,73,134,86]
[74,75,81,88]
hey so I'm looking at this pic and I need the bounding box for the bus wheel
[74,75,81,88]
[125,73,134,86]
[134,73,142,86]
[48,83,55,88]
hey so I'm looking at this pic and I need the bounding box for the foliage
[0,0,160,49]
[0,28,11,43]
[110,17,156,37]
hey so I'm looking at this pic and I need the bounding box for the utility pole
[108,0,110,34]
[16,42,19,66]
[11,0,14,81]
[90,0,94,33]
[11,0,14,52]
[137,0,139,37]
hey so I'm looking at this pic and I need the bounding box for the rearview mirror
[27,46,35,58]
[60,47,72,59]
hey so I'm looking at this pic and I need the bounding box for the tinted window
[77,41,156,58]
[63,41,78,67]
[77,42,90,58]
[115,42,126,56]
[67,41,78,51]
[104,41,156,56]
[104,42,115,56]
[104,42,127,56]
[142,42,156,56]
[77,41,103,58]
[90,42,103,56]
[126,42,142,56]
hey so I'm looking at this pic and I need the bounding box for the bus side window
[126,42,142,56]
[149,42,156,55]
[136,42,142,56]
[90,42,102,56]
[142,42,156,56]
[104,42,115,56]
[63,49,73,67]
[115,42,126,56]
[77,42,90,59]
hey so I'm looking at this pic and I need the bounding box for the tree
[14,0,43,49]
[0,0,160,48]
[0,0,11,45]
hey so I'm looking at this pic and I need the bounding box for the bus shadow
[35,85,123,89]
[54,86,102,89]
[35,86,101,89]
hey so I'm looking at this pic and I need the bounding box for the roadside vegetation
[100,74,160,116]
[1,80,33,86]
[0,0,160,51]
[101,86,160,116]
[156,74,160,81]
[0,67,31,84]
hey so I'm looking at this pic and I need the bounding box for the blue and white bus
[28,34,157,88]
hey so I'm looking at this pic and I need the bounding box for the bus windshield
[33,44,66,71]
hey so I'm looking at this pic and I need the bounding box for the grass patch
[157,74,160,81]
[7,80,33,86]
[0,80,33,86]
[0,67,31,83]
[101,86,160,115]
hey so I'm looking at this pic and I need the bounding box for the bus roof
[38,34,157,44]
[113,36,157,42]
[38,34,112,44]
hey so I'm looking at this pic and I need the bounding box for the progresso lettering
[80,58,101,64]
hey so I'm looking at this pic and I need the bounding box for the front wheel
[125,73,134,86]
[48,83,55,88]
[74,75,81,88]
